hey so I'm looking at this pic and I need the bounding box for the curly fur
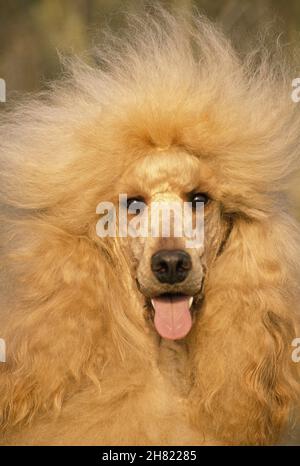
[0,7,299,445]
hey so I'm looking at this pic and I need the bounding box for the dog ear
[0,223,153,432]
[188,212,300,445]
[0,226,108,430]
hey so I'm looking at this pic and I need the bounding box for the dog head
[112,149,230,340]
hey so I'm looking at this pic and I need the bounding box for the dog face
[115,149,229,340]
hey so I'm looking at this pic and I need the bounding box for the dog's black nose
[151,250,192,284]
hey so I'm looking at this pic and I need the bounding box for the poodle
[0,8,299,446]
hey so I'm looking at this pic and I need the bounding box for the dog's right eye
[127,197,146,212]
[188,192,210,209]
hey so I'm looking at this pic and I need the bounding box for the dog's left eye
[189,192,210,208]
[127,197,146,212]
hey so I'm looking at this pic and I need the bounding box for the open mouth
[149,293,194,341]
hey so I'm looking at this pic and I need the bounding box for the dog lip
[151,294,193,309]
[145,292,198,312]
[137,275,205,315]
[137,275,205,302]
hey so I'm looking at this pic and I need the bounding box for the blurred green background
[0,0,299,211]
[1,0,300,92]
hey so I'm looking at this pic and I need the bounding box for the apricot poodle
[0,9,299,445]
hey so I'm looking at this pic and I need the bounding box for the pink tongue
[152,296,192,340]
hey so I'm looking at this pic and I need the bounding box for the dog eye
[189,192,210,208]
[127,197,146,212]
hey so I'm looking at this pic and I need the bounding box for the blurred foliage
[0,0,299,211]
[1,0,300,93]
